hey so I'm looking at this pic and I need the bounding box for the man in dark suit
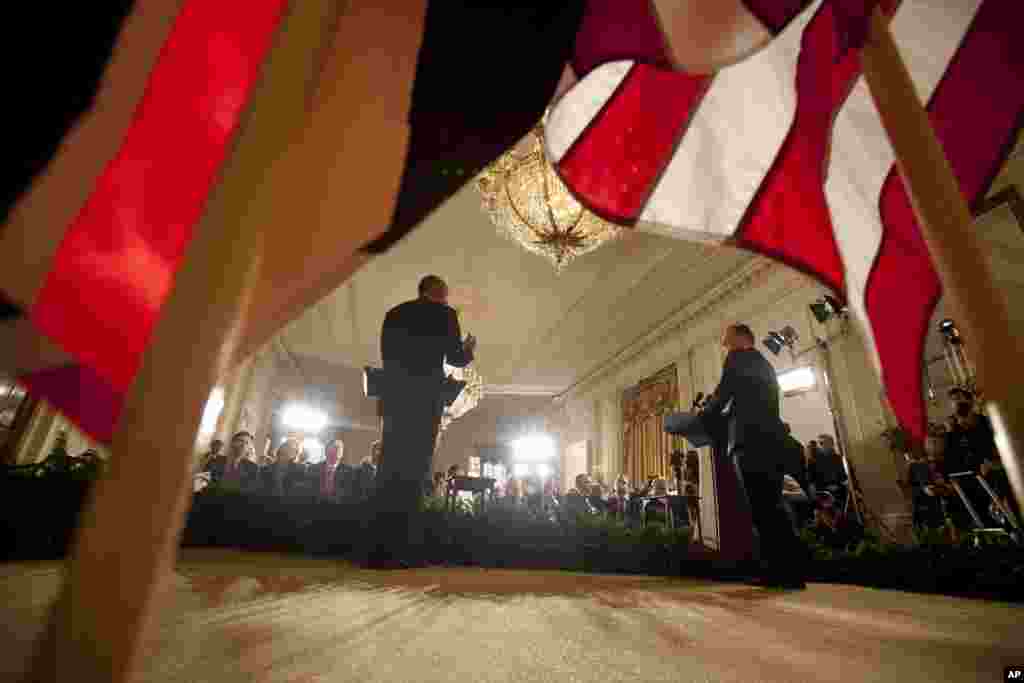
[703,324,806,589]
[371,275,475,566]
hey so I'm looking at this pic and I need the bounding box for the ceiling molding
[555,256,781,403]
[484,384,563,397]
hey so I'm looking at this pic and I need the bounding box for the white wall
[549,258,912,537]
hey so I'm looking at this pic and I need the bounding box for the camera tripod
[841,457,897,542]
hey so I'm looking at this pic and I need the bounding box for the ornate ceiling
[276,181,754,395]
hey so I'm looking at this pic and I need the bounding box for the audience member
[273,437,303,496]
[199,439,224,472]
[815,434,846,490]
[781,424,807,493]
[804,440,820,501]
[321,436,344,500]
[782,474,811,530]
[220,431,260,492]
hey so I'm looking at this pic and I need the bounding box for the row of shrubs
[2,474,1022,601]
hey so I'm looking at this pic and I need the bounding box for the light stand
[772,311,896,541]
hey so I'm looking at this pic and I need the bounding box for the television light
[281,403,328,433]
[778,366,817,394]
[511,434,556,462]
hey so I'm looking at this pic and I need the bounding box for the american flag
[2,1,1020,446]
[545,0,1023,441]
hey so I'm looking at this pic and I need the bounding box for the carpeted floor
[2,548,1021,682]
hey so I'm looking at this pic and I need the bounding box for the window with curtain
[621,364,682,490]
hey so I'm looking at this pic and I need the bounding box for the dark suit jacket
[703,348,784,453]
[381,298,473,380]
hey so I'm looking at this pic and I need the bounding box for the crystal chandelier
[440,361,485,432]
[475,118,626,273]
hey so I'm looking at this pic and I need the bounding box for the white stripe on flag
[545,2,817,243]
[640,2,815,241]
[546,62,631,160]
[825,0,982,378]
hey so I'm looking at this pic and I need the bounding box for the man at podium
[702,323,807,589]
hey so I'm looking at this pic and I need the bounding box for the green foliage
[203,480,245,497]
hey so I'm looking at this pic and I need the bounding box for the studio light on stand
[938,318,976,392]
[762,325,800,361]
[809,295,845,324]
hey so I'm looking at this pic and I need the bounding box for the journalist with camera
[944,388,1020,529]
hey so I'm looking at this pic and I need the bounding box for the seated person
[198,439,224,472]
[644,478,671,524]
[563,474,598,517]
[781,424,808,493]
[803,440,820,501]
[606,475,630,516]
[272,437,304,496]
[814,434,846,492]
[812,491,863,549]
[353,454,378,502]
[212,431,261,492]
[781,473,811,529]
[908,442,944,529]
[587,482,608,514]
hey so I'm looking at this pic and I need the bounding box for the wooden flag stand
[21,2,428,680]
[23,180,266,682]
[862,7,1024,508]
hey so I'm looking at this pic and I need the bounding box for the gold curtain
[621,364,681,488]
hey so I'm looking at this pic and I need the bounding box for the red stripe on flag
[23,0,287,441]
[22,365,123,443]
[868,0,1024,441]
[735,2,864,296]
[557,64,711,223]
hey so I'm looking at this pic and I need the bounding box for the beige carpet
[2,548,1021,682]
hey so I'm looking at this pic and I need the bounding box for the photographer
[941,388,998,528]
[945,388,1020,528]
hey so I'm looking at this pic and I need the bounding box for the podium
[663,410,755,564]
[662,410,713,448]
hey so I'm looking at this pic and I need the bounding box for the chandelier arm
[504,169,549,241]
[537,135,566,236]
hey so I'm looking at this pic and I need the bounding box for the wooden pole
[861,8,1024,508]
[25,187,265,682]
[25,209,264,682]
